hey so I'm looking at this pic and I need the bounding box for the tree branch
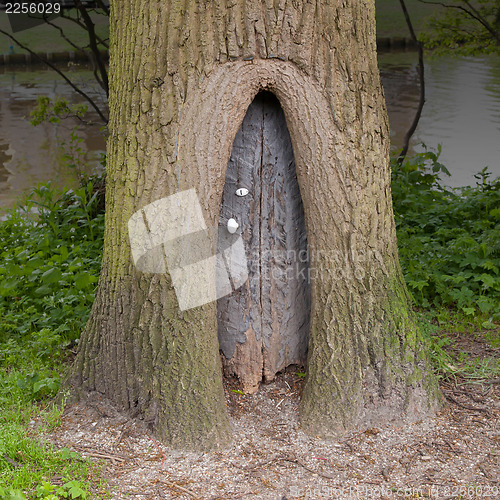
[94,0,110,17]
[0,28,108,124]
[462,0,500,43]
[418,0,500,44]
[36,13,86,54]
[92,65,105,91]
[58,9,109,49]
[397,0,426,166]
[74,0,109,97]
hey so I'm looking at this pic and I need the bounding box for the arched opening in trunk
[217,91,311,394]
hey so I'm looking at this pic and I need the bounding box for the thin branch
[74,0,109,96]
[36,14,86,53]
[397,0,426,166]
[462,0,500,43]
[95,37,109,50]
[157,480,199,499]
[419,0,459,6]
[58,9,109,49]
[95,0,110,17]
[419,0,500,43]
[0,28,108,123]
[59,9,90,31]
[59,11,108,48]
[93,66,105,91]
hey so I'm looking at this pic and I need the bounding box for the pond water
[0,52,499,208]
[380,52,500,187]
[0,64,107,208]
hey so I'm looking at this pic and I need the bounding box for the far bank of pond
[0,51,499,209]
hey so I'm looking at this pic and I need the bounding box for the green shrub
[0,179,106,498]
[0,180,104,348]
[392,148,500,322]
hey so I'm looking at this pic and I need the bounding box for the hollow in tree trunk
[217,91,311,394]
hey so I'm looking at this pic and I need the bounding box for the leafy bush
[418,0,500,56]
[0,179,106,498]
[0,180,104,352]
[392,148,500,322]
[0,178,104,404]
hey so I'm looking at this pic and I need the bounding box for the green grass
[418,311,500,381]
[0,348,107,498]
[0,178,107,499]
[0,10,108,54]
[0,2,440,56]
[0,417,101,497]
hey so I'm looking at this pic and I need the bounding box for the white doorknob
[227,218,239,234]
[235,188,249,197]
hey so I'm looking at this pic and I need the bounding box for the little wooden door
[217,92,310,393]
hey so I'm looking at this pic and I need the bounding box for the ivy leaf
[34,285,53,296]
[74,272,97,290]
[41,268,62,284]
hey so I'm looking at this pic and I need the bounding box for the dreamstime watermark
[128,189,248,311]
[242,247,377,283]
[2,1,63,33]
[290,484,422,498]
[128,189,383,310]
[288,484,499,498]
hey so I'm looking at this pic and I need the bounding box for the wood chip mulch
[45,329,499,500]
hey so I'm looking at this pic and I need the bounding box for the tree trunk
[68,0,441,449]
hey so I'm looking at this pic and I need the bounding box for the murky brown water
[0,53,499,209]
[0,64,106,208]
[380,52,500,187]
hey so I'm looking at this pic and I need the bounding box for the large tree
[68,0,440,450]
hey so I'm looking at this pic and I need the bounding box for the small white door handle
[227,218,239,234]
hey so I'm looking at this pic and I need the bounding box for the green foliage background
[0,180,105,498]
[392,149,500,324]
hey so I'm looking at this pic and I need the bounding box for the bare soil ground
[47,329,499,500]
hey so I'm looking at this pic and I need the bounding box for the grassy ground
[0,180,107,499]
[0,2,441,55]
[0,356,108,499]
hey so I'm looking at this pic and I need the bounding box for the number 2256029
[5,3,61,14]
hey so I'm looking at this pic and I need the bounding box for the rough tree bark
[68,0,441,449]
